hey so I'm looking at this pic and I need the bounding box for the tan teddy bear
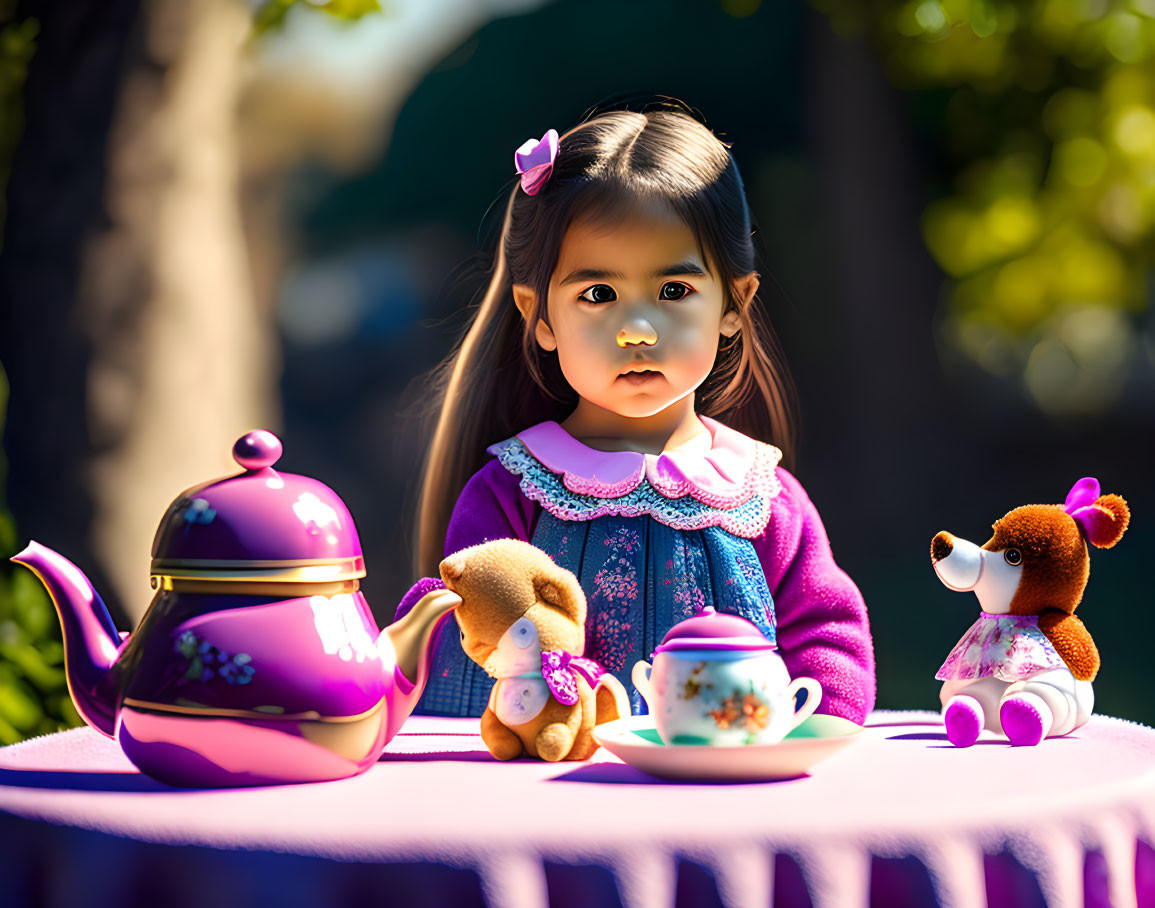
[439,539,629,761]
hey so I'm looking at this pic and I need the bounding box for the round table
[1,711,1153,908]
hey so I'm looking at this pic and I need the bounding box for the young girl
[394,107,876,724]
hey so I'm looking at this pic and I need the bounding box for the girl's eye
[578,284,616,304]
[1004,548,1022,566]
[658,281,692,301]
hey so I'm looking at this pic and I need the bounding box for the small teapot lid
[150,430,364,588]
[653,607,776,654]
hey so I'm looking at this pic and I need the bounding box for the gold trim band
[152,557,366,570]
[152,578,360,596]
[150,556,365,588]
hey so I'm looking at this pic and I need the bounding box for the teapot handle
[787,677,823,730]
[631,660,654,711]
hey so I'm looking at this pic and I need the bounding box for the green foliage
[0,4,68,744]
[811,0,1155,415]
[0,0,38,252]
[0,366,81,744]
[251,0,384,38]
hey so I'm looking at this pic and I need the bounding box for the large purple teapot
[11,431,459,787]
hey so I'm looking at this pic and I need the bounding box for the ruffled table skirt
[1,711,1153,908]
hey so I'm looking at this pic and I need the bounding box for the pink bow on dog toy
[514,129,558,196]
[541,651,604,706]
[1064,476,1105,539]
[1062,476,1131,549]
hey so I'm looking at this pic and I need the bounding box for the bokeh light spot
[1057,306,1133,374]
[969,1,998,38]
[956,315,1018,376]
[1057,239,1129,302]
[1054,136,1108,186]
[1097,183,1144,239]
[992,257,1048,329]
[984,196,1042,247]
[1113,105,1155,157]
[1024,306,1134,414]
[914,1,949,35]
[1105,12,1145,63]
[1025,337,1078,412]
[1104,66,1151,108]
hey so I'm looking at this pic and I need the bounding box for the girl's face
[513,204,752,421]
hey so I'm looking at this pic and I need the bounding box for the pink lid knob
[653,605,776,653]
[233,430,283,471]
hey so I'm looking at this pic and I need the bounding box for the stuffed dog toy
[439,539,628,761]
[931,477,1129,747]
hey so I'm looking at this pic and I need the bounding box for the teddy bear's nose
[931,532,955,564]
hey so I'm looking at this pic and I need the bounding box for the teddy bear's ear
[1079,494,1130,549]
[535,570,587,626]
[439,554,466,586]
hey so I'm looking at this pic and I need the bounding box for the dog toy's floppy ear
[1079,494,1130,549]
[1064,477,1129,549]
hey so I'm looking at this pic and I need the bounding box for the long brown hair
[415,107,798,578]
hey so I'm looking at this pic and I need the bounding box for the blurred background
[0,0,1151,743]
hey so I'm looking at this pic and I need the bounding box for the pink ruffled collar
[489,416,782,509]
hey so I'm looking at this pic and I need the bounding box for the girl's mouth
[618,369,662,385]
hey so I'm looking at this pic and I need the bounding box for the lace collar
[486,417,783,538]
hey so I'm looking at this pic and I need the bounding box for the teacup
[631,607,821,746]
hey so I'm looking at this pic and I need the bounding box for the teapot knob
[233,430,283,471]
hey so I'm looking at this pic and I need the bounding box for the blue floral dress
[415,418,785,717]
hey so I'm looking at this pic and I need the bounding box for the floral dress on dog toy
[936,614,1068,683]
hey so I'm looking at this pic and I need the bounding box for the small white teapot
[632,607,821,746]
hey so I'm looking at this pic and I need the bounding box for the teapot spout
[379,587,460,739]
[10,542,123,737]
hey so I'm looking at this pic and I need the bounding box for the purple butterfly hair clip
[514,129,558,196]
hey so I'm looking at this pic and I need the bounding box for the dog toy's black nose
[931,532,955,564]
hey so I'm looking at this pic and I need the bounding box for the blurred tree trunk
[1,0,276,623]
[804,9,956,542]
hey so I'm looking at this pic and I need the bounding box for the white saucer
[591,714,862,782]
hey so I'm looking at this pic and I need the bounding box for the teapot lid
[653,607,776,654]
[150,430,365,588]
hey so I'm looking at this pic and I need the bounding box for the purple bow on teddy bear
[541,651,604,707]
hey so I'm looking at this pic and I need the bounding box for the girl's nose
[616,318,658,348]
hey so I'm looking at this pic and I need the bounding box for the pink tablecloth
[1,711,1154,908]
